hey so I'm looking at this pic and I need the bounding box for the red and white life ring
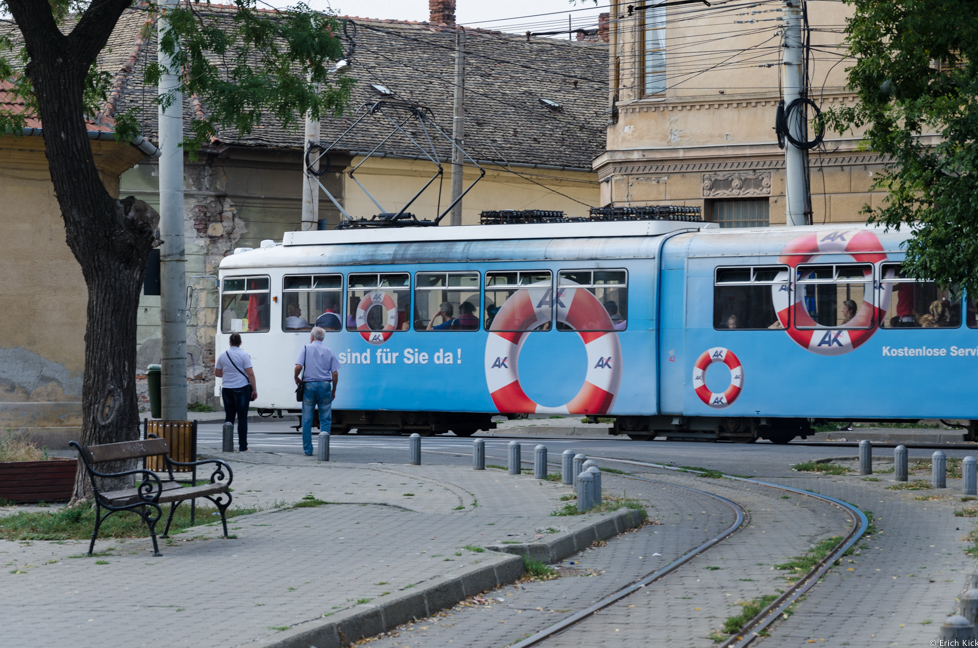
[484,284,621,415]
[772,229,891,356]
[692,347,743,408]
[356,290,399,345]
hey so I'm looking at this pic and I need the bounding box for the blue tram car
[216,219,978,442]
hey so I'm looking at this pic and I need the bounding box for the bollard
[222,421,234,453]
[534,445,548,480]
[960,588,978,625]
[894,445,908,482]
[573,454,587,486]
[586,466,602,505]
[939,615,974,643]
[582,459,597,473]
[964,457,977,496]
[859,439,872,475]
[508,441,521,475]
[473,439,486,470]
[562,450,575,485]
[577,472,595,512]
[971,571,978,591]
[409,433,421,465]
[317,431,330,461]
[933,451,947,489]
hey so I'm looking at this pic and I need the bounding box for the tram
[215,216,978,442]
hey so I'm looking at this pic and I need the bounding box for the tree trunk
[9,4,162,500]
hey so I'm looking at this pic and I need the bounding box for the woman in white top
[214,333,257,451]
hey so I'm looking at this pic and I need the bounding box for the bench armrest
[164,457,233,487]
[91,468,165,502]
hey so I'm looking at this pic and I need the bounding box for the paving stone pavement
[362,470,853,648]
[0,452,636,648]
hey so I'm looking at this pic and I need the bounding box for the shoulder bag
[295,347,307,402]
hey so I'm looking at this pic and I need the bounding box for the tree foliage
[824,0,978,293]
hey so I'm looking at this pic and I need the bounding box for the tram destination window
[414,272,480,331]
[558,270,628,331]
[880,264,960,329]
[282,274,342,332]
[713,266,787,330]
[794,264,873,329]
[221,276,270,333]
[347,273,410,333]
[485,271,553,331]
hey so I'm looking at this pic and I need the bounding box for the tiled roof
[0,79,114,133]
[98,4,608,170]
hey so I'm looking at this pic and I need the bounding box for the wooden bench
[70,437,233,556]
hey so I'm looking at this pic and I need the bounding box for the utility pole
[450,27,465,226]
[782,0,808,227]
[158,0,188,419]
[301,76,321,231]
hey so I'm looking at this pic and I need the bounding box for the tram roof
[280,220,714,248]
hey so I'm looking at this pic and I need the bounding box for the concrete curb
[485,507,644,563]
[263,508,644,648]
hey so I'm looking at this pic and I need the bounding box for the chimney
[429,0,456,26]
[598,13,610,43]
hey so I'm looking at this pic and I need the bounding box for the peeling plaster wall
[122,147,344,409]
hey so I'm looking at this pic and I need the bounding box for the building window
[710,199,770,228]
[642,5,666,96]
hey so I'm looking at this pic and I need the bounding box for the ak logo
[491,357,509,369]
[817,331,844,347]
[820,231,850,243]
[594,357,613,369]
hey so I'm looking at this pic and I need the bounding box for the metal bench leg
[88,504,106,556]
[161,501,181,538]
[215,493,233,538]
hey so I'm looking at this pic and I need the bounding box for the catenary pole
[301,74,321,232]
[450,27,465,226]
[782,0,808,226]
[158,0,188,419]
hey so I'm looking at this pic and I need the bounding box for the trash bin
[147,364,162,419]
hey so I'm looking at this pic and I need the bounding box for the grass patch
[791,461,848,476]
[774,536,842,583]
[720,594,780,637]
[0,503,257,542]
[521,555,558,581]
[886,480,932,491]
[0,432,47,462]
[955,509,978,518]
[551,495,648,519]
[293,495,329,508]
[462,545,485,553]
[486,464,506,471]
[187,402,217,413]
[679,466,723,478]
[599,467,631,476]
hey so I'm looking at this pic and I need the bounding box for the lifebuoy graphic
[692,347,743,408]
[772,230,891,356]
[484,283,622,415]
[356,290,399,345]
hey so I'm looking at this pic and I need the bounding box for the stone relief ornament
[702,172,772,197]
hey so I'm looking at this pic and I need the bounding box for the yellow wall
[599,1,904,224]
[0,134,144,445]
[339,157,600,224]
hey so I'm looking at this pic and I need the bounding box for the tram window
[880,264,960,328]
[282,274,342,332]
[485,271,553,332]
[793,264,872,329]
[221,276,270,333]
[347,273,410,334]
[557,269,628,331]
[713,266,787,330]
[414,272,480,331]
[793,264,871,329]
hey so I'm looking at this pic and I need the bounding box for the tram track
[416,443,869,648]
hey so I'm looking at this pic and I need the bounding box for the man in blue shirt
[294,327,340,456]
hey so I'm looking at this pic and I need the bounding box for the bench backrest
[81,438,170,464]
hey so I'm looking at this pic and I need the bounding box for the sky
[289,1,609,35]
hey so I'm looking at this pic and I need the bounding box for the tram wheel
[452,428,477,438]
[627,434,653,441]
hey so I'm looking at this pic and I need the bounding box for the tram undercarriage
[275,409,497,437]
[611,415,811,444]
